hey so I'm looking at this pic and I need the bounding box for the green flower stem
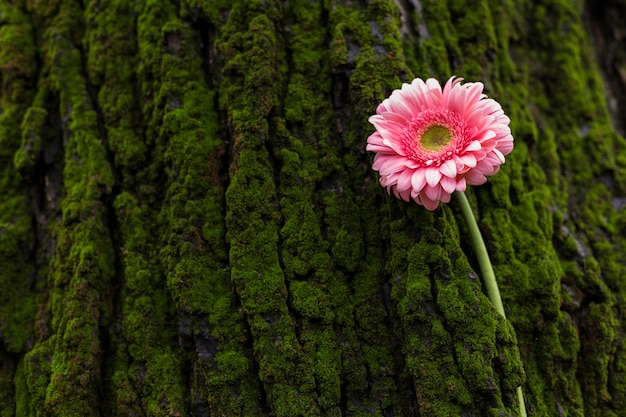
[454,191,527,417]
[455,191,505,316]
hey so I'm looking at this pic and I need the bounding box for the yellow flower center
[421,125,452,151]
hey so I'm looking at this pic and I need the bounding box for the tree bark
[1,0,625,416]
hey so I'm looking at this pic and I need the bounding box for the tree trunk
[1,0,625,416]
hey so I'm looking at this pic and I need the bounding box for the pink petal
[423,184,442,201]
[441,77,455,108]
[447,81,468,114]
[465,169,487,185]
[380,177,392,192]
[425,78,442,105]
[367,133,392,153]
[497,136,514,155]
[412,78,441,108]
[396,170,413,192]
[474,130,496,144]
[479,98,501,115]
[495,114,510,124]
[372,113,402,128]
[418,193,439,211]
[397,186,411,202]
[411,169,427,193]
[459,153,477,168]
[403,81,427,112]
[483,152,502,167]
[479,137,497,152]
[440,159,457,178]
[366,143,393,153]
[440,175,457,193]
[368,114,385,125]
[465,82,484,105]
[475,115,495,133]
[493,148,505,164]
[392,186,401,200]
[377,155,406,175]
[382,111,408,125]
[471,149,488,162]
[455,177,467,192]
[388,92,414,120]
[378,130,407,156]
[367,131,384,144]
[425,167,442,187]
[465,140,482,152]
[426,78,443,92]
[492,124,511,136]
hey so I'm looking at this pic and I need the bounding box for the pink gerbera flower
[366,76,514,210]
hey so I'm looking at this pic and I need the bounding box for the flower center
[420,125,452,150]
[401,109,472,167]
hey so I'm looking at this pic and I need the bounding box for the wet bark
[1,0,625,416]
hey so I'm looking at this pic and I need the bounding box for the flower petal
[425,167,442,187]
[376,128,407,156]
[396,170,413,193]
[459,153,477,168]
[418,193,440,211]
[382,111,408,125]
[411,169,427,193]
[378,156,407,175]
[366,143,392,153]
[440,175,457,194]
[465,82,484,106]
[388,92,415,120]
[423,184,442,201]
[397,186,411,202]
[465,140,482,152]
[465,169,487,185]
[497,135,514,155]
[455,177,467,192]
[440,159,457,178]
[447,81,468,115]
[474,130,496,144]
[493,148,505,164]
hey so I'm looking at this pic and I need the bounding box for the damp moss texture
[1,0,625,415]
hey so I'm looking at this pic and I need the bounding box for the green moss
[1,0,625,415]
[13,107,47,171]
[23,337,54,415]
[11,0,119,413]
[0,4,38,415]
[110,121,187,417]
[0,211,35,353]
[84,0,146,186]
[389,207,524,415]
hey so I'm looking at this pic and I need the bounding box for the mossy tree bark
[1,0,625,416]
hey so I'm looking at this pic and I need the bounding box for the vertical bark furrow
[24,0,116,415]
[220,1,321,415]
[0,2,38,415]
[520,1,625,414]
[176,4,267,416]
[84,0,146,189]
[387,206,524,416]
[85,1,174,416]
[279,0,344,413]
[325,1,420,414]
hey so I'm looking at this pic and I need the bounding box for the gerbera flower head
[366,76,514,210]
